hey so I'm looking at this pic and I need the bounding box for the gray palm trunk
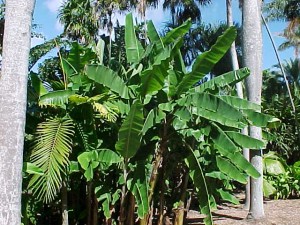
[242,0,265,219]
[0,0,35,224]
[226,0,250,209]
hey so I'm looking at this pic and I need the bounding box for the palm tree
[58,0,99,44]
[263,0,300,58]
[279,28,300,59]
[0,0,35,224]
[163,0,212,26]
[242,0,265,219]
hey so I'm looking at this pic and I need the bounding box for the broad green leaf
[210,123,238,152]
[243,109,275,127]
[127,162,149,218]
[226,131,266,149]
[95,38,105,64]
[69,161,79,173]
[67,42,95,72]
[211,124,260,179]
[30,73,48,97]
[96,192,111,218]
[163,19,192,46]
[115,100,144,159]
[263,158,286,175]
[196,68,250,93]
[84,166,94,181]
[216,156,248,184]
[142,108,166,135]
[97,149,122,163]
[147,20,164,52]
[23,162,44,175]
[185,149,212,225]
[293,161,300,178]
[86,65,130,99]
[125,13,144,63]
[68,94,89,105]
[78,152,93,170]
[218,95,261,111]
[205,171,228,180]
[178,93,247,128]
[263,179,276,197]
[140,46,172,97]
[217,189,240,205]
[39,90,75,108]
[176,26,237,95]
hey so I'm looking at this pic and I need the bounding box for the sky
[32,0,294,69]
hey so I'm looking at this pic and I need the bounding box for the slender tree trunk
[242,0,265,219]
[226,0,243,97]
[174,169,189,225]
[61,180,69,225]
[0,0,35,224]
[226,0,250,209]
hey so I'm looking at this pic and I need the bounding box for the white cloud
[45,0,64,13]
[31,36,45,48]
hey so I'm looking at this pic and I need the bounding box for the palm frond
[28,117,74,203]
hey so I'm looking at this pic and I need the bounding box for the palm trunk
[226,0,250,209]
[87,182,92,225]
[61,180,69,225]
[0,0,35,224]
[242,0,265,219]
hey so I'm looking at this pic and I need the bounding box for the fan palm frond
[28,117,74,203]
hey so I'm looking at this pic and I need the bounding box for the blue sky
[32,0,294,69]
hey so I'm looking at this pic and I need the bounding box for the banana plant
[26,14,277,225]
[91,13,275,225]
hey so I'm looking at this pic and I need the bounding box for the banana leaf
[176,26,237,96]
[195,68,250,93]
[163,19,192,46]
[216,156,248,184]
[147,20,164,52]
[127,161,149,218]
[125,13,144,63]
[39,90,75,108]
[185,149,212,225]
[115,100,144,159]
[86,65,130,99]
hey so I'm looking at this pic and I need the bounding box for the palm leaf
[28,118,74,203]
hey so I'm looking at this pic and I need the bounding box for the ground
[186,198,300,225]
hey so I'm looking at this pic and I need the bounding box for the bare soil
[186,198,300,225]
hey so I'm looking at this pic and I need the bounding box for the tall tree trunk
[61,180,69,225]
[226,0,250,209]
[242,0,265,219]
[0,0,35,224]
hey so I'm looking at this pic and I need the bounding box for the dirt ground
[186,198,300,225]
